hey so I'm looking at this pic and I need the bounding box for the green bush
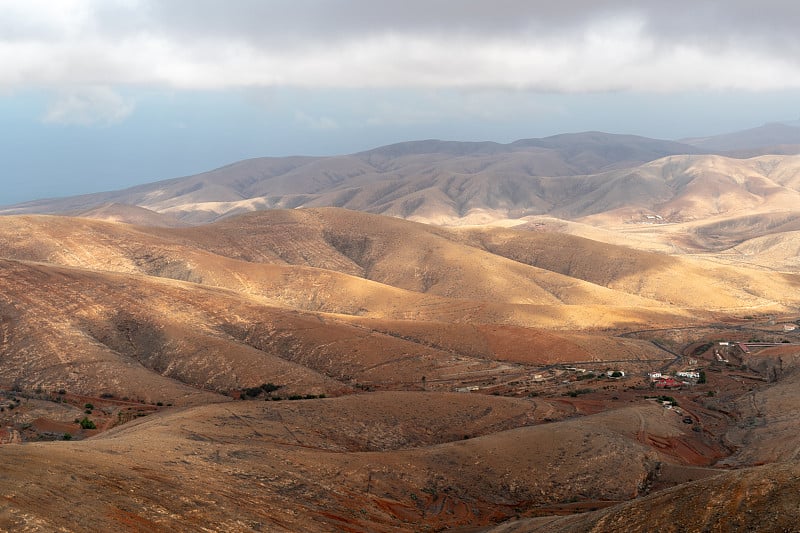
[656,395,678,406]
[243,387,263,398]
[260,383,281,393]
[78,417,96,430]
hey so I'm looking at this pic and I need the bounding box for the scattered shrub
[62,433,72,441]
[243,387,263,398]
[656,395,678,406]
[78,417,96,430]
[260,383,281,393]
[84,403,93,410]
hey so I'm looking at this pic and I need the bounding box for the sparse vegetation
[5,144,800,532]
[656,395,678,406]
[243,386,263,398]
[78,417,96,430]
[242,383,283,399]
[564,388,593,397]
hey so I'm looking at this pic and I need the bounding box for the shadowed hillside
[2,131,800,531]
[1,133,702,225]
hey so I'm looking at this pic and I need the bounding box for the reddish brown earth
[0,208,799,531]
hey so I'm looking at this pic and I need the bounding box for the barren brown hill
[6,150,800,241]
[177,208,800,312]
[2,209,798,323]
[484,461,800,533]
[3,170,800,531]
[0,393,722,532]
[7,146,800,234]
[0,211,694,325]
[74,202,188,227]
[0,132,702,225]
[0,209,797,327]
[725,230,800,270]
[483,346,800,532]
[683,121,800,151]
[6,257,580,402]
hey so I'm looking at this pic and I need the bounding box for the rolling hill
[1,132,703,225]
[2,126,800,531]
[4,137,800,239]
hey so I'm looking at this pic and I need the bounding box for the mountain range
[2,121,800,531]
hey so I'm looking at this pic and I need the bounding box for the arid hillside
[1,209,797,319]
[1,132,703,225]
[5,138,800,233]
[0,392,731,532]
[2,136,800,531]
[484,358,800,533]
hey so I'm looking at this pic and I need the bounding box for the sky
[2,0,800,205]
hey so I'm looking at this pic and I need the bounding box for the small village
[441,318,800,402]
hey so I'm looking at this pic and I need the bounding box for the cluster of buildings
[648,370,701,389]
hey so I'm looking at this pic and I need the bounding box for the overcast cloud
[2,0,800,205]
[2,0,800,91]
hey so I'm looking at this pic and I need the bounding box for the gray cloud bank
[1,0,799,90]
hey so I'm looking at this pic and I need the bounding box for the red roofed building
[654,377,682,389]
